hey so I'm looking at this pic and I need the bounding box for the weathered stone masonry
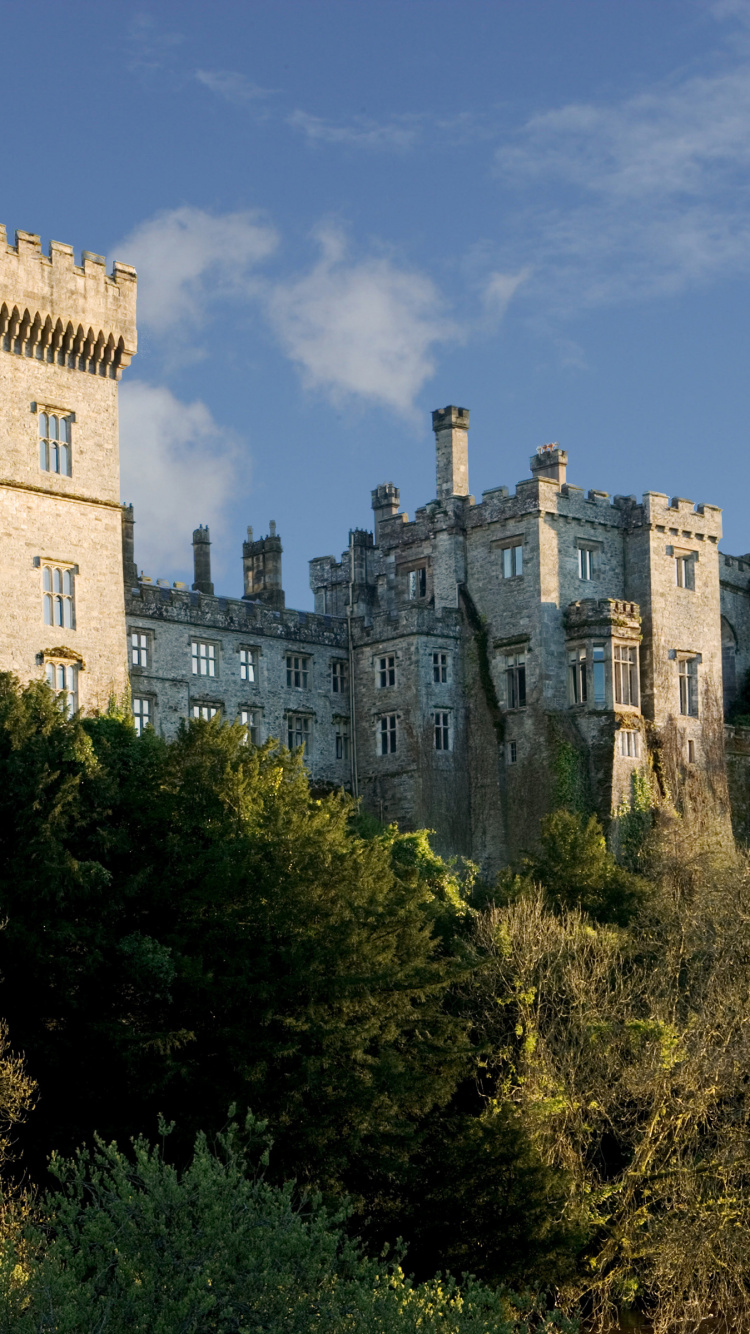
[2,222,749,871]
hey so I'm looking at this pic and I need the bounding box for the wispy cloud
[267,229,456,415]
[287,109,422,151]
[124,12,185,75]
[119,382,241,579]
[494,54,750,316]
[114,206,279,334]
[196,68,276,107]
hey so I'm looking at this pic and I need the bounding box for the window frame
[286,654,310,690]
[44,660,78,717]
[504,651,527,710]
[569,646,588,705]
[507,740,518,765]
[378,713,398,755]
[614,643,639,708]
[577,545,597,581]
[678,656,699,717]
[432,650,450,684]
[619,729,640,758]
[130,630,150,669]
[377,654,396,689]
[433,710,451,752]
[331,659,348,694]
[38,408,73,477]
[239,647,258,684]
[286,712,312,754]
[42,562,75,630]
[592,644,606,706]
[335,727,350,760]
[132,695,153,736]
[407,566,428,601]
[239,708,260,745]
[675,553,696,590]
[500,542,523,579]
[191,640,217,678]
[191,702,221,721]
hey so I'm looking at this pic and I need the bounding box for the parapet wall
[0,227,137,378]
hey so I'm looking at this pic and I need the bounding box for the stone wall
[0,226,136,709]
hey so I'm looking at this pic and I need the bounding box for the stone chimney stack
[530,444,567,486]
[192,525,214,595]
[121,503,137,585]
[371,483,400,545]
[242,521,285,609]
[432,405,470,501]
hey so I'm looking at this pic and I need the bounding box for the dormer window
[39,411,73,477]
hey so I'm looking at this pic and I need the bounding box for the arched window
[39,410,72,476]
[722,616,738,716]
[44,662,78,717]
[42,565,75,628]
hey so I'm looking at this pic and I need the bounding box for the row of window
[129,698,454,758]
[135,636,453,693]
[504,730,646,765]
[501,643,699,718]
[497,539,699,590]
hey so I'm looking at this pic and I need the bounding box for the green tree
[0,1115,574,1334]
[0,676,471,1202]
[497,810,650,926]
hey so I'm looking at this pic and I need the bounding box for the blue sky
[5,0,750,606]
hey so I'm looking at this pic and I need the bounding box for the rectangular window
[433,651,449,683]
[679,658,699,717]
[434,711,451,751]
[286,654,309,689]
[132,697,150,736]
[336,728,350,760]
[687,738,696,764]
[593,644,606,705]
[676,554,695,589]
[192,703,219,720]
[379,714,397,755]
[45,662,78,717]
[42,564,75,629]
[331,660,347,693]
[502,544,523,578]
[39,411,72,477]
[131,632,148,667]
[578,547,594,581]
[240,709,259,744]
[408,567,427,600]
[505,653,526,709]
[508,740,518,764]
[614,645,639,707]
[378,654,396,688]
[239,648,256,683]
[569,647,587,704]
[619,730,640,758]
[192,642,216,677]
[287,713,311,753]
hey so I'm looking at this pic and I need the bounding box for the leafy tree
[469,852,750,1333]
[0,676,471,1201]
[0,1113,575,1334]
[496,810,650,926]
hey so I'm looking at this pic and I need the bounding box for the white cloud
[196,69,276,106]
[119,382,241,579]
[267,229,455,415]
[493,55,750,314]
[287,109,421,151]
[482,269,531,322]
[114,206,278,334]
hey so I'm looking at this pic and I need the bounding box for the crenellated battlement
[0,225,137,379]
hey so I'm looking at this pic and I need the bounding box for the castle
[3,225,750,870]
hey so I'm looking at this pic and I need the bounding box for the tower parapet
[0,226,136,379]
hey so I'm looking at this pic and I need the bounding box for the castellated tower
[0,226,137,711]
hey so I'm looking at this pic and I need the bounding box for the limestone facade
[0,226,135,712]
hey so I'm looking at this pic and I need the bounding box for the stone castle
[3,225,750,870]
